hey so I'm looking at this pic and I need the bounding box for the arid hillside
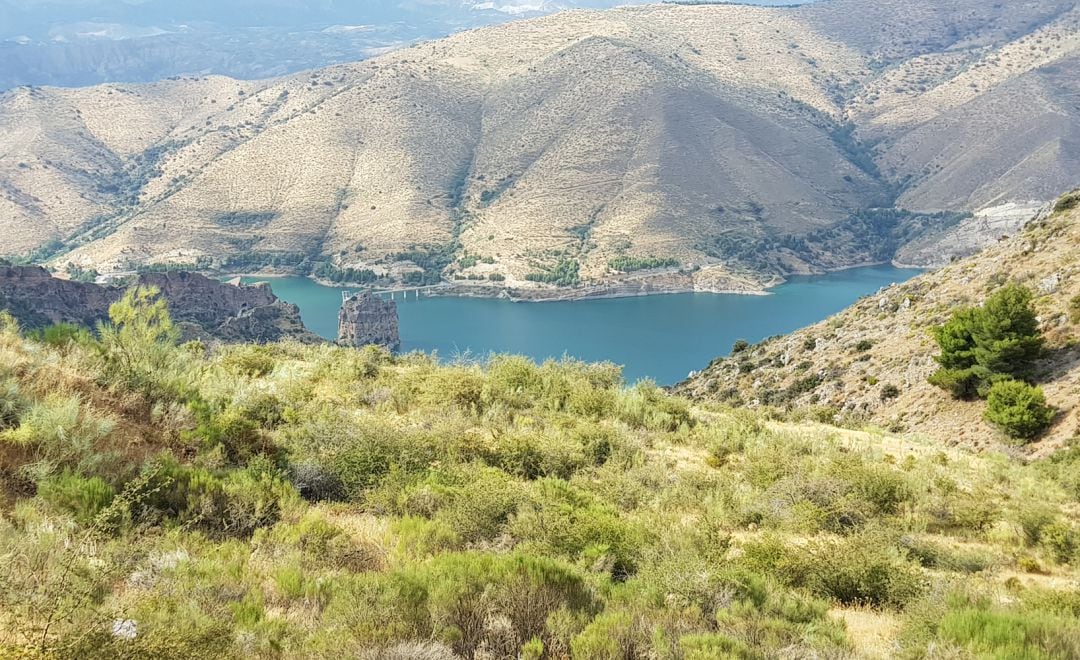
[2,0,1079,292]
[677,193,1080,456]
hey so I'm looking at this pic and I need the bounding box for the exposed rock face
[338,292,400,350]
[0,265,320,344]
[135,271,319,343]
[0,265,115,329]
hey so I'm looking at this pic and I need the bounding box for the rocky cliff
[0,266,320,344]
[338,292,400,350]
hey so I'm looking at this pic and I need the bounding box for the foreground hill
[678,193,1080,455]
[2,0,1078,293]
[0,302,1077,658]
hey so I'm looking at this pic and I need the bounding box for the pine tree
[929,284,1044,399]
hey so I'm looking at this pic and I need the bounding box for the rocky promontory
[338,292,399,350]
[0,265,320,344]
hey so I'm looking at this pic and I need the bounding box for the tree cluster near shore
[0,290,1077,658]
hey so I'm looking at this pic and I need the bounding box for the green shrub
[219,345,279,376]
[902,537,998,573]
[984,380,1055,440]
[391,516,463,560]
[511,479,646,578]
[96,286,195,403]
[570,611,643,660]
[937,606,1080,659]
[616,381,693,432]
[1039,521,1077,564]
[929,285,1043,399]
[29,323,94,350]
[37,472,115,524]
[1052,188,1080,214]
[881,383,901,401]
[192,406,272,464]
[1069,294,1080,325]
[483,355,542,409]
[1,394,114,476]
[757,530,926,608]
[136,459,293,538]
[434,470,525,543]
[0,376,25,430]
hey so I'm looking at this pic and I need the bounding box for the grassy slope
[678,196,1080,456]
[0,307,1078,659]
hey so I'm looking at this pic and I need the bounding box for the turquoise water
[247,265,921,384]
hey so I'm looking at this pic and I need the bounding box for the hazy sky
[0,0,818,88]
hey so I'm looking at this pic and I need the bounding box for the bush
[937,606,1080,659]
[754,530,926,608]
[0,377,25,430]
[510,479,646,579]
[616,381,693,432]
[902,537,998,573]
[984,380,1055,440]
[136,459,294,538]
[219,345,279,377]
[570,611,643,660]
[96,286,195,403]
[29,323,94,350]
[1052,188,1080,214]
[37,472,115,524]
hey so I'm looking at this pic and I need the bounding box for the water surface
[247,265,921,384]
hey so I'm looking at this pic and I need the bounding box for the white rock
[112,619,137,640]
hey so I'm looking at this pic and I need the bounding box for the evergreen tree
[971,284,1043,382]
[929,284,1044,399]
[928,307,985,399]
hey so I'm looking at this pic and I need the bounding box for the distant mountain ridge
[1,0,1078,295]
[0,0,632,89]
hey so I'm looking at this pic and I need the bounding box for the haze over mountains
[2,0,1079,293]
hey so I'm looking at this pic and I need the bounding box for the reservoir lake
[247,265,921,385]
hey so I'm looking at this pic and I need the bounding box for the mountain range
[1,0,1078,294]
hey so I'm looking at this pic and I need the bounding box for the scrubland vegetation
[0,289,1078,659]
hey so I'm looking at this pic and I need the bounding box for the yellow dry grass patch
[830,606,901,659]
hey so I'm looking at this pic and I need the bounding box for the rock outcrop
[0,266,320,344]
[338,292,400,350]
[0,265,115,329]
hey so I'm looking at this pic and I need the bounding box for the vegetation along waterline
[0,287,1077,659]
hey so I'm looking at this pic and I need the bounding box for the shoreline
[231,273,774,302]
[223,260,922,303]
